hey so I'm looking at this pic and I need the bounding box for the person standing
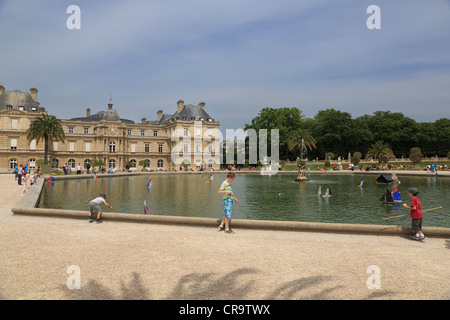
[17,164,23,185]
[21,172,28,196]
[403,187,426,241]
[218,172,238,234]
[76,163,82,175]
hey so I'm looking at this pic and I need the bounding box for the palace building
[0,85,221,173]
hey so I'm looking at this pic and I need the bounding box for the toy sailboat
[322,188,332,197]
[380,188,394,204]
[393,188,402,202]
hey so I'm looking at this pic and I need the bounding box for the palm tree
[366,140,395,164]
[27,113,65,165]
[288,129,317,159]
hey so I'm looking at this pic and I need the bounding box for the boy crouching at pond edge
[89,193,113,224]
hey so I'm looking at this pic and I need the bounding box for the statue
[294,139,309,181]
[295,157,309,181]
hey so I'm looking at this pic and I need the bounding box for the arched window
[157,159,164,168]
[9,159,17,169]
[68,159,76,168]
[129,159,136,167]
[108,159,116,168]
[109,142,116,153]
[84,159,90,168]
[144,159,150,168]
[51,159,59,169]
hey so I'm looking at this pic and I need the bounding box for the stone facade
[0,86,221,173]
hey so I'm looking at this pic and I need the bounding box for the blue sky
[1,0,449,130]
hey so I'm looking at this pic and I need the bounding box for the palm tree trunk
[44,135,49,165]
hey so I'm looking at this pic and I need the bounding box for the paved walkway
[0,173,449,300]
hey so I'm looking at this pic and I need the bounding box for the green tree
[363,111,419,157]
[287,129,317,159]
[139,159,150,171]
[26,113,65,165]
[366,140,395,164]
[351,152,362,166]
[244,107,306,160]
[409,152,423,166]
[311,109,354,158]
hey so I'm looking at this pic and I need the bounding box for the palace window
[129,159,136,168]
[141,130,145,136]
[157,160,164,168]
[109,142,116,153]
[184,128,188,136]
[68,127,74,134]
[10,139,17,151]
[29,159,36,169]
[11,119,18,130]
[153,130,158,137]
[51,159,59,169]
[158,144,163,153]
[109,159,116,168]
[145,144,150,153]
[68,159,76,168]
[9,159,17,170]
[84,127,89,134]
[127,129,132,136]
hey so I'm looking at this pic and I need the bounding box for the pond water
[37,173,449,228]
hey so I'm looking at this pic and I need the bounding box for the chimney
[0,85,4,96]
[177,100,184,114]
[141,117,147,124]
[198,102,206,110]
[157,110,163,122]
[86,108,91,117]
[30,88,38,102]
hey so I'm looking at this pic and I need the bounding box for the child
[21,172,28,196]
[218,172,238,234]
[403,187,425,241]
[89,193,113,224]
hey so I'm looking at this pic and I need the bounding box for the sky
[1,0,449,130]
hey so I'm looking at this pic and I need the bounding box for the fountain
[295,139,309,182]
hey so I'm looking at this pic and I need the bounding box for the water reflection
[38,173,449,227]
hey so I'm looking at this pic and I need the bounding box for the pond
[37,173,449,228]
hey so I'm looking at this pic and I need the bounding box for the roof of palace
[0,90,46,112]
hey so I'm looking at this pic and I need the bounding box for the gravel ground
[0,173,449,300]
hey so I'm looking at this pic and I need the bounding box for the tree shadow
[59,267,400,300]
[62,271,150,300]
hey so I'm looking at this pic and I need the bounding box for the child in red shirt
[403,187,425,241]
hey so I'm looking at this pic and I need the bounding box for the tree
[244,107,306,160]
[287,129,317,159]
[409,152,423,166]
[311,108,354,158]
[26,113,65,165]
[366,140,395,164]
[351,152,362,166]
[139,159,150,171]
